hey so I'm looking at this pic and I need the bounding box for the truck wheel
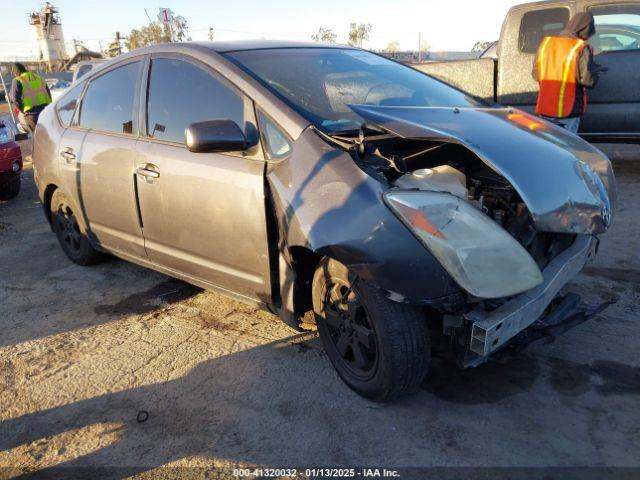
[50,190,103,266]
[312,258,430,401]
[0,176,20,201]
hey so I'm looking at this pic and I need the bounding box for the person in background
[533,12,603,134]
[9,62,52,134]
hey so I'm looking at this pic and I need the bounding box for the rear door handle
[136,164,160,180]
[60,147,76,162]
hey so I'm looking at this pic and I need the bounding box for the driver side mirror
[185,120,247,153]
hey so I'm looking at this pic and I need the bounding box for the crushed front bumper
[464,235,595,363]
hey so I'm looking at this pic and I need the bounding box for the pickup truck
[415,0,640,142]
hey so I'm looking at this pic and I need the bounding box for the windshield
[225,48,483,133]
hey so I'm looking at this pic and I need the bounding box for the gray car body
[32,41,615,328]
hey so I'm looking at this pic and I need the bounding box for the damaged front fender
[267,127,462,311]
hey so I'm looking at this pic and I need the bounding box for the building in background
[29,3,68,70]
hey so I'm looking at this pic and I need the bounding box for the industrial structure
[29,3,68,70]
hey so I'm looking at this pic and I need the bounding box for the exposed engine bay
[311,104,616,368]
[324,125,602,366]
[330,126,576,275]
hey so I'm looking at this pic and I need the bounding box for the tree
[472,41,493,52]
[311,27,337,44]
[384,40,401,53]
[125,13,190,51]
[420,39,431,53]
[348,23,372,48]
[126,22,170,50]
[172,16,190,42]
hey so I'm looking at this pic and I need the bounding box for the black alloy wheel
[322,277,378,380]
[54,202,83,256]
[313,258,430,401]
[50,190,103,266]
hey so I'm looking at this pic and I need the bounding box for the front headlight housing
[385,191,543,299]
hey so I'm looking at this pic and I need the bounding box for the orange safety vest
[535,36,587,119]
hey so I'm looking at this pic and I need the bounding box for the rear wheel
[0,176,20,201]
[312,258,430,401]
[50,190,103,266]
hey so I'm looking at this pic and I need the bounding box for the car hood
[349,105,616,235]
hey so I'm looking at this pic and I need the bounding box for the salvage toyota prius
[33,41,616,401]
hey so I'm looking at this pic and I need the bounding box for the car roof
[191,40,355,53]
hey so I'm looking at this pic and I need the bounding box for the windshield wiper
[317,123,398,160]
[327,123,385,139]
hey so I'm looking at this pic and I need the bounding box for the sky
[0,0,534,60]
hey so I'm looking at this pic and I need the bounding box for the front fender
[267,127,460,304]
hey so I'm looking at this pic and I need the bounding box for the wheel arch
[289,245,323,315]
[43,183,58,225]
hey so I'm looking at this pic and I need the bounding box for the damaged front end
[329,105,617,366]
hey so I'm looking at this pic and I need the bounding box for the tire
[0,176,20,201]
[312,258,430,401]
[50,190,103,266]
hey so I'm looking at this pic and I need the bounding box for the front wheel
[312,258,430,401]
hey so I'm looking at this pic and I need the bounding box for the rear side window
[146,58,245,144]
[79,61,140,134]
[519,8,570,53]
[590,4,640,52]
[56,83,83,127]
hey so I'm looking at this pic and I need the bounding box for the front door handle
[60,147,76,163]
[136,164,160,180]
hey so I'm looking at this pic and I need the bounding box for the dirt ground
[1,143,639,478]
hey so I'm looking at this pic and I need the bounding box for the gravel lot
[1,144,639,478]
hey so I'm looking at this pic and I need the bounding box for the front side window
[590,4,640,52]
[519,8,570,53]
[226,48,480,134]
[146,58,245,144]
[79,61,140,134]
[56,83,83,127]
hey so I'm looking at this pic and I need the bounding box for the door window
[146,58,245,145]
[590,4,640,52]
[79,61,140,134]
[519,8,571,53]
[56,83,83,127]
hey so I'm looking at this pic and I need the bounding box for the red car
[0,122,22,200]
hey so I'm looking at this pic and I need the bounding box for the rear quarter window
[56,83,83,127]
[76,64,93,79]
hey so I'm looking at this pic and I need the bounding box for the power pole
[418,32,422,63]
[108,31,126,57]
[115,31,122,55]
